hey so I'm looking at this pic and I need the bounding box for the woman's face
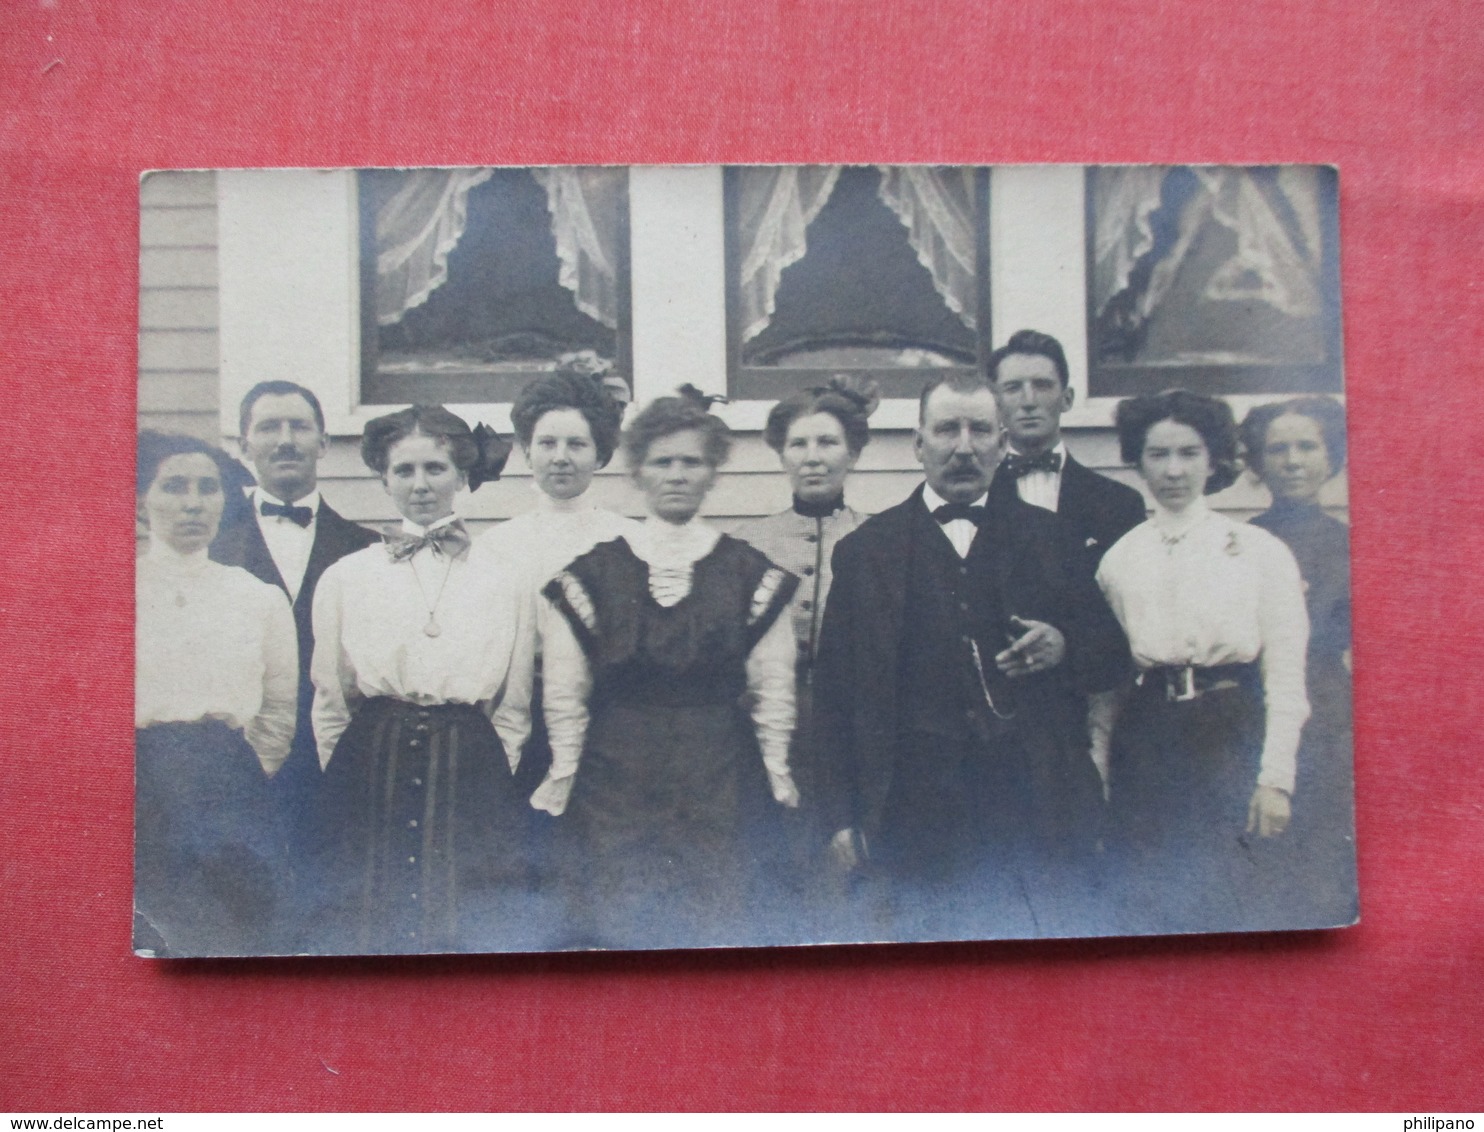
[527,407,599,502]
[383,433,464,527]
[141,452,226,555]
[635,429,717,525]
[781,411,857,504]
[1260,412,1332,505]
[1138,419,1211,513]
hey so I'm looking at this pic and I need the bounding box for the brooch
[1224,531,1242,557]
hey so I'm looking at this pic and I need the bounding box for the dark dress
[1250,498,1358,922]
[134,721,284,955]
[544,535,798,950]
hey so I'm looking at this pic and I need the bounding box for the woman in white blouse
[475,369,638,817]
[530,386,801,949]
[135,430,297,955]
[1095,390,1309,933]
[310,405,535,954]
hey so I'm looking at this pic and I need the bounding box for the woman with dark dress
[134,431,297,955]
[733,376,876,929]
[1095,391,1310,933]
[1241,396,1357,922]
[309,405,536,953]
[530,386,801,949]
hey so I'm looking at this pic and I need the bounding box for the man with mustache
[811,373,1130,939]
[212,381,377,898]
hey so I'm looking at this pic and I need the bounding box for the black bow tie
[933,502,987,525]
[1003,450,1063,478]
[260,499,314,527]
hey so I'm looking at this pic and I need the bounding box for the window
[359,167,631,405]
[723,165,990,400]
[1086,164,1341,398]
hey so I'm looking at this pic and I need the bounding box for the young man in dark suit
[987,329,1147,573]
[812,374,1130,940]
[211,381,378,869]
[987,330,1148,799]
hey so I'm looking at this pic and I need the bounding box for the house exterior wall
[135,168,1348,539]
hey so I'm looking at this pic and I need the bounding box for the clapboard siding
[138,171,219,443]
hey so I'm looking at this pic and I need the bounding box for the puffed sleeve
[1253,533,1311,795]
[745,608,797,777]
[489,582,536,771]
[310,560,357,769]
[244,587,299,776]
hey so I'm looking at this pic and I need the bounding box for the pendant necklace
[409,552,455,638]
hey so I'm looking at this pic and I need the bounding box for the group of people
[133,328,1355,955]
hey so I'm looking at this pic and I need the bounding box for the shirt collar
[631,514,719,567]
[1151,495,1212,539]
[922,482,989,513]
[144,538,211,575]
[400,512,461,538]
[1005,439,1067,463]
[536,489,596,516]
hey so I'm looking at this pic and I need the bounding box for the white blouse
[472,492,641,649]
[135,540,298,775]
[310,517,535,769]
[1096,498,1311,794]
[539,518,798,784]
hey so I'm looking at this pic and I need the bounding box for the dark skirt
[566,701,773,949]
[1108,668,1276,934]
[313,697,525,954]
[134,720,285,956]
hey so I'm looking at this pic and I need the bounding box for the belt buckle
[1167,665,1199,703]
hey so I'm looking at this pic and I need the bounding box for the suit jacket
[211,496,379,743]
[811,486,1130,842]
[991,451,1148,572]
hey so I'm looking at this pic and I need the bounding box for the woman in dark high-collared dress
[1241,395,1357,923]
[1096,390,1311,934]
[134,430,297,956]
[733,376,876,928]
[531,386,801,950]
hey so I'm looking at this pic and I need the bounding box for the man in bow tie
[988,329,1147,567]
[988,330,1149,801]
[212,381,378,880]
[812,373,1130,939]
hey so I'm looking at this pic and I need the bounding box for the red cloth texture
[1,0,1481,1112]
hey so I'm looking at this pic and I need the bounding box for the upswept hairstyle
[510,369,625,468]
[137,429,241,495]
[238,380,327,438]
[360,404,511,492]
[762,375,879,456]
[621,385,732,472]
[987,329,1070,388]
[1114,389,1241,495]
[1239,395,1347,479]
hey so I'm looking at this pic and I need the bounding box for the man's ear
[1060,385,1076,413]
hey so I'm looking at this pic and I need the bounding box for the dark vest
[898,511,1017,746]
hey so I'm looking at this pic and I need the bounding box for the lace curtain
[374,168,494,327]
[735,165,980,344]
[875,166,978,331]
[1091,165,1324,334]
[374,167,625,330]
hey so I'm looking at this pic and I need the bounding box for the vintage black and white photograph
[134,163,1356,957]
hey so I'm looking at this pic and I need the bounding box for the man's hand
[1246,784,1292,838]
[829,828,863,870]
[995,616,1066,677]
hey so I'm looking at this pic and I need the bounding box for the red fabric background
[2,0,1481,1112]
